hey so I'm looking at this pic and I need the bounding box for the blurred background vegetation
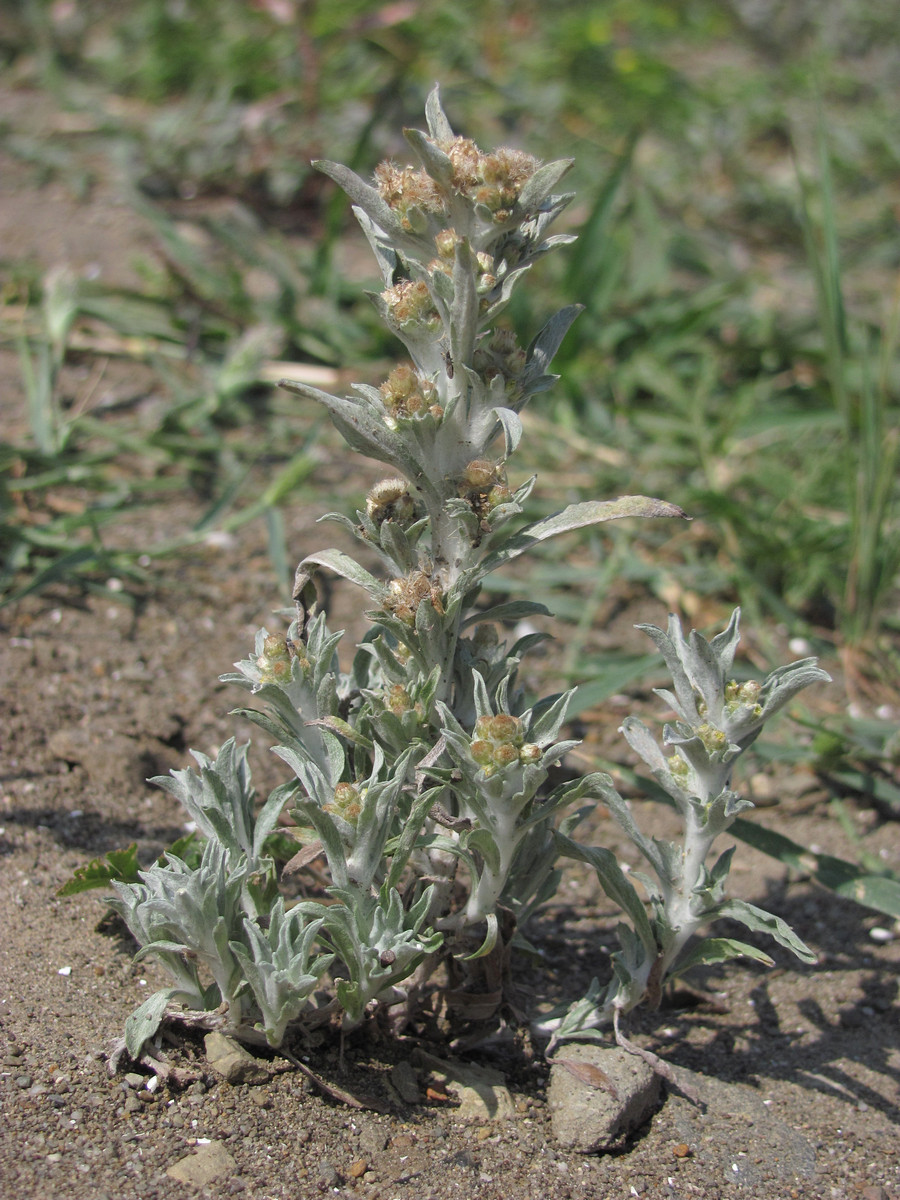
[1,0,898,699]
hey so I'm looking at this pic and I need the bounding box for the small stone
[15,1075,32,1089]
[123,1073,145,1089]
[347,1159,368,1179]
[124,1093,141,1113]
[548,1046,661,1152]
[166,1139,237,1186]
[359,1123,389,1155]
[673,1143,691,1158]
[413,1050,514,1120]
[316,1160,339,1188]
[869,927,894,943]
[390,1060,421,1104]
[204,1032,270,1086]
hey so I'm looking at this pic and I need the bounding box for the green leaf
[556,832,657,957]
[478,496,687,575]
[730,816,900,921]
[403,127,455,186]
[715,897,816,964]
[312,160,402,238]
[124,988,179,1059]
[671,937,774,976]
[294,548,386,603]
[425,85,454,143]
[460,911,499,961]
[466,827,502,876]
[566,654,660,718]
[526,305,583,378]
[516,159,574,213]
[461,599,551,628]
[56,843,141,896]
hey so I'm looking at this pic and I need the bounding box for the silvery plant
[110,89,828,1066]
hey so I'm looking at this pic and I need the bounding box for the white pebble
[869,927,894,943]
[788,637,812,656]
[58,966,72,976]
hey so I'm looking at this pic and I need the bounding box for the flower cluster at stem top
[470,713,542,776]
[375,140,540,229]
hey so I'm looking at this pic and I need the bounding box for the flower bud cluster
[375,138,540,230]
[374,161,444,225]
[380,280,440,332]
[384,684,424,721]
[473,327,527,389]
[470,713,541,776]
[379,364,443,425]
[324,782,363,824]
[457,458,512,518]
[429,229,496,294]
[365,478,417,526]
[724,678,763,722]
[256,632,291,684]
[385,569,445,626]
[255,632,309,685]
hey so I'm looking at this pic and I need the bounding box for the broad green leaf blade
[461,599,551,628]
[567,654,660,717]
[730,816,900,920]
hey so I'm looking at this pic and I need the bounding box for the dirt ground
[2,83,899,1200]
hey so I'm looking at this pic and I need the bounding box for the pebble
[204,1032,270,1086]
[16,1075,32,1089]
[347,1159,368,1179]
[166,1139,237,1187]
[390,1060,421,1104]
[869,927,894,943]
[316,1160,339,1188]
[412,1050,514,1120]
